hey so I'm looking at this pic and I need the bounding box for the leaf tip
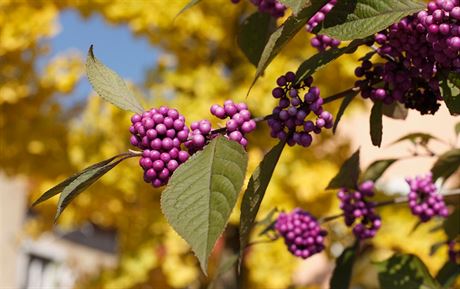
[88,44,95,59]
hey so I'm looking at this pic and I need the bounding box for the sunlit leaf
[86,45,144,114]
[318,0,426,40]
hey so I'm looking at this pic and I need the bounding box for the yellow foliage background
[0,0,451,288]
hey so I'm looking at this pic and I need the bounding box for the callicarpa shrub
[33,0,460,287]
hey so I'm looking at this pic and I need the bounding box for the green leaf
[55,154,133,221]
[443,209,460,240]
[330,241,359,289]
[86,46,144,114]
[370,101,383,147]
[161,136,248,273]
[239,140,285,269]
[332,89,358,134]
[175,0,202,18]
[431,149,460,181]
[448,71,460,88]
[238,12,276,67]
[436,261,460,289]
[327,148,360,190]
[390,133,441,146]
[441,74,460,115]
[318,0,426,40]
[295,39,368,84]
[279,0,313,15]
[376,254,441,289]
[362,159,397,182]
[250,0,329,92]
[32,153,130,207]
[382,101,408,120]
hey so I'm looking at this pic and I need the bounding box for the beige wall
[338,104,459,192]
[0,173,27,288]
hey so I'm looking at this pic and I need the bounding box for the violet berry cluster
[210,100,256,146]
[275,208,328,259]
[129,107,190,187]
[417,0,460,70]
[354,0,460,115]
[185,100,256,153]
[337,181,382,240]
[306,0,341,51]
[406,173,449,222]
[268,71,333,147]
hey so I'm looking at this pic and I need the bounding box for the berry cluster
[129,107,190,187]
[417,0,460,70]
[406,173,449,222]
[211,100,257,147]
[275,208,328,259]
[185,100,256,153]
[306,0,341,51]
[355,10,446,114]
[337,181,382,240]
[268,71,333,147]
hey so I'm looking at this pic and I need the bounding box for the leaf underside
[86,45,144,114]
[161,136,248,273]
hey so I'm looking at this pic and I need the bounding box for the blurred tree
[1,0,449,288]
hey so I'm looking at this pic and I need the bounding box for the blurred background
[0,0,458,288]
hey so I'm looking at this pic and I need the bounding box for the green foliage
[442,209,460,240]
[32,152,135,220]
[318,0,426,40]
[329,241,359,289]
[278,0,310,15]
[370,101,383,147]
[440,74,460,115]
[436,261,460,289]
[376,254,441,289]
[238,12,275,66]
[431,149,460,181]
[332,90,358,133]
[239,140,285,269]
[251,0,329,90]
[382,102,408,120]
[54,154,134,221]
[86,46,144,114]
[161,136,248,273]
[362,159,397,182]
[327,148,360,190]
[295,39,368,85]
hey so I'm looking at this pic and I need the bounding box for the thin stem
[208,86,360,136]
[320,189,460,224]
